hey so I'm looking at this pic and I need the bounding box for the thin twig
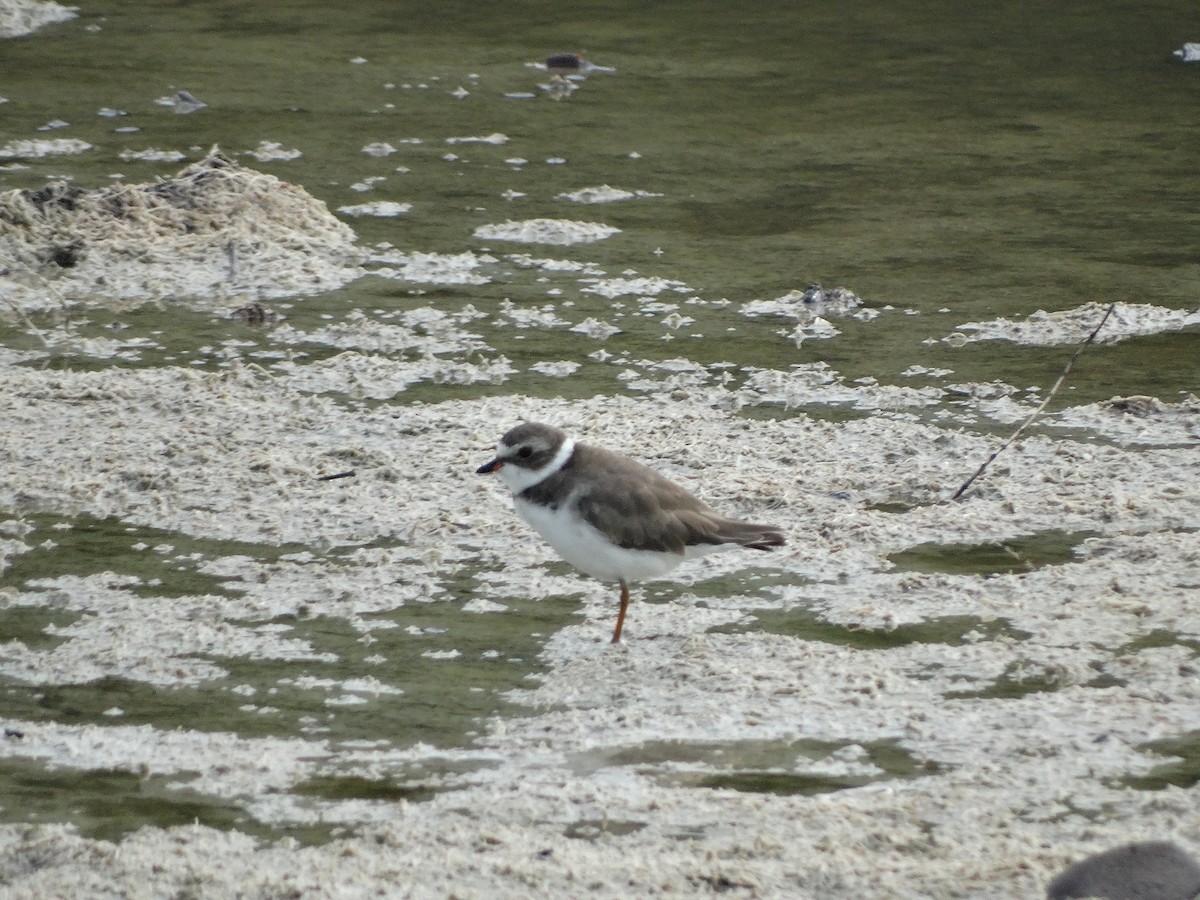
[317,470,356,482]
[951,302,1116,502]
[1,294,52,349]
[0,271,69,351]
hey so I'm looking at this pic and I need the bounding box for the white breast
[513,496,688,583]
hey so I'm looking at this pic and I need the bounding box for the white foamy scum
[116,147,187,162]
[556,184,663,203]
[0,137,92,158]
[242,140,303,162]
[741,284,867,321]
[273,352,516,399]
[949,301,1200,346]
[1049,394,1200,445]
[580,274,689,298]
[370,249,496,284]
[1174,42,1200,62]
[445,132,509,145]
[0,0,76,38]
[0,149,364,311]
[0,351,1198,898]
[0,115,1198,898]
[473,217,621,245]
[1,572,334,686]
[337,200,412,217]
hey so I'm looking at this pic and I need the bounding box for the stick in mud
[950,302,1116,502]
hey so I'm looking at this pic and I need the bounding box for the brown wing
[562,444,784,554]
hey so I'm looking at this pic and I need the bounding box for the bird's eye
[516,446,534,459]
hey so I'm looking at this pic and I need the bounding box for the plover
[477,422,785,642]
[545,51,586,81]
[543,51,616,80]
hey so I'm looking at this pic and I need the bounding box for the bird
[545,51,586,81]
[476,422,785,643]
[543,50,616,80]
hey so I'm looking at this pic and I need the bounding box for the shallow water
[1,0,1199,875]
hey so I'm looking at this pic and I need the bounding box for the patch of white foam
[741,364,944,410]
[473,218,620,245]
[0,371,1197,899]
[0,527,32,574]
[338,200,412,217]
[492,299,571,329]
[0,0,78,38]
[269,307,487,355]
[370,250,495,284]
[1173,42,1200,62]
[568,317,622,339]
[0,718,331,801]
[0,137,92,158]
[462,597,509,613]
[901,364,954,378]
[1050,394,1200,445]
[580,275,689,298]
[243,140,302,161]
[789,316,841,344]
[1,573,336,686]
[361,142,397,156]
[198,550,452,622]
[950,301,1200,346]
[422,648,461,660]
[16,326,164,361]
[445,133,508,144]
[619,357,711,393]
[117,147,187,162]
[273,352,516,399]
[506,253,605,274]
[556,184,663,203]
[741,285,865,320]
[529,360,582,377]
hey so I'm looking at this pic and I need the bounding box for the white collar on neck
[499,437,575,494]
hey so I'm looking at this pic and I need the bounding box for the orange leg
[611,580,630,643]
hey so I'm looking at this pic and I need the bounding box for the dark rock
[1048,841,1200,900]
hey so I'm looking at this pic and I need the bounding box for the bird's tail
[714,519,786,551]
